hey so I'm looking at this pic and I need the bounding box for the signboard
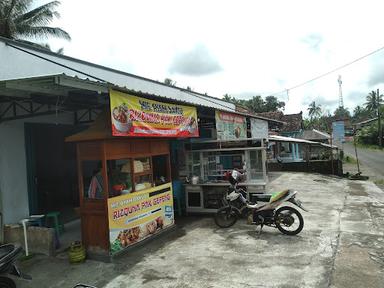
[250,118,268,139]
[107,183,174,255]
[110,89,199,137]
[215,110,247,140]
[332,121,345,147]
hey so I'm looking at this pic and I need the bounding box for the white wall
[0,113,74,224]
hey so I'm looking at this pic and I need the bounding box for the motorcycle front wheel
[214,206,238,228]
[0,276,16,288]
[274,206,304,235]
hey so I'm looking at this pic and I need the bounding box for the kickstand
[258,224,264,235]
[258,216,264,235]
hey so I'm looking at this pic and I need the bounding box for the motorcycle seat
[252,194,272,202]
[270,189,290,203]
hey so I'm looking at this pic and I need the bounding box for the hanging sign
[215,110,247,140]
[250,118,268,139]
[108,183,174,255]
[110,89,199,137]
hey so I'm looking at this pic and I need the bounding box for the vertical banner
[332,121,345,147]
[109,89,199,137]
[250,118,268,139]
[215,110,247,140]
[108,183,174,255]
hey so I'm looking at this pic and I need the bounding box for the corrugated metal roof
[0,37,236,112]
[269,135,338,149]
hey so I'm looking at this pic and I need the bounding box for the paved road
[17,172,384,288]
[343,142,384,177]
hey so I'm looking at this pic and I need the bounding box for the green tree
[223,93,232,102]
[264,96,285,112]
[246,95,265,113]
[365,90,383,117]
[0,0,70,40]
[164,78,176,86]
[334,106,350,119]
[307,101,322,120]
[352,105,370,122]
[221,94,285,113]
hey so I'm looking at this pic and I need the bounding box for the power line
[262,44,384,98]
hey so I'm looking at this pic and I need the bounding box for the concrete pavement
[16,172,384,288]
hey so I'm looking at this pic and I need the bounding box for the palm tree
[307,101,322,120]
[0,0,70,41]
[365,90,383,117]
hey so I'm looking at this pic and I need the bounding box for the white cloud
[38,0,384,116]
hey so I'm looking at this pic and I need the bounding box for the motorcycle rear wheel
[0,276,16,288]
[274,206,304,235]
[214,206,238,228]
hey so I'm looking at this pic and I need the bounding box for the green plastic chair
[46,211,64,235]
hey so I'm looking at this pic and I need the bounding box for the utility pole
[378,88,382,148]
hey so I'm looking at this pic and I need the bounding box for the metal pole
[378,88,382,148]
[330,134,334,175]
[353,127,361,174]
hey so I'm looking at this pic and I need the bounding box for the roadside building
[0,37,281,256]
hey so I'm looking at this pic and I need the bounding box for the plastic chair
[45,211,64,235]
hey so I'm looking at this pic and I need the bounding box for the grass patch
[356,143,383,150]
[374,179,384,185]
[343,155,357,164]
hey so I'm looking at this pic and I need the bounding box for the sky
[36,0,384,117]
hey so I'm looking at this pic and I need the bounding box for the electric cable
[262,44,384,97]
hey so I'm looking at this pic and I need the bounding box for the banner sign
[110,89,199,137]
[250,118,268,139]
[107,183,174,255]
[332,121,345,147]
[215,110,247,140]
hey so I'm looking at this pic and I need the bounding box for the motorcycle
[214,171,307,235]
[0,244,31,288]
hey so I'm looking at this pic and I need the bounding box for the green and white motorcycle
[214,184,307,235]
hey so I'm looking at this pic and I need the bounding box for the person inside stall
[88,167,103,199]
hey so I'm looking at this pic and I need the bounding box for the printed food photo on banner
[215,110,247,140]
[109,89,199,137]
[108,183,175,255]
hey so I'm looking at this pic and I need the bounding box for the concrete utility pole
[378,88,382,148]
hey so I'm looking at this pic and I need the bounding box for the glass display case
[185,147,267,213]
[133,157,153,191]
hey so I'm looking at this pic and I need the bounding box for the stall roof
[0,37,281,123]
[269,135,338,149]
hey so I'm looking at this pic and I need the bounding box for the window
[107,159,133,198]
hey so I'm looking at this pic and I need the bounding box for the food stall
[184,111,269,214]
[66,89,199,256]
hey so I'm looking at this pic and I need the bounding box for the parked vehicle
[73,284,97,288]
[0,244,31,288]
[214,170,307,235]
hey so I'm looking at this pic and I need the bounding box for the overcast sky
[38,0,384,116]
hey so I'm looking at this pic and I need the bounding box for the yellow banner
[107,183,174,254]
[110,89,199,137]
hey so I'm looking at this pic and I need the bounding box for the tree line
[222,94,285,113]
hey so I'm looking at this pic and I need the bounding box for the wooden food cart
[66,114,174,255]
